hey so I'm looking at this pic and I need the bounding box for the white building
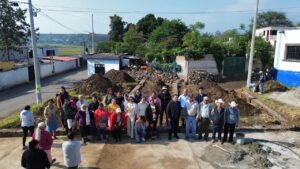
[274,29,300,87]
[85,53,122,76]
[256,26,300,47]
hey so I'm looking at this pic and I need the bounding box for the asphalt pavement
[0,68,88,117]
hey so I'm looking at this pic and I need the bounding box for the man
[167,94,181,140]
[185,95,199,140]
[258,70,266,94]
[21,140,50,169]
[135,116,147,143]
[94,103,109,141]
[197,96,212,141]
[88,96,99,138]
[158,86,171,127]
[107,98,120,116]
[62,132,81,169]
[178,88,190,130]
[115,91,125,110]
[20,105,35,150]
[211,99,225,143]
[195,87,207,104]
[134,89,143,104]
[146,99,159,139]
[63,98,78,134]
[222,101,240,144]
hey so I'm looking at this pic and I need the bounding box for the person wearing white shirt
[178,88,190,130]
[125,96,137,138]
[20,105,35,150]
[185,96,199,139]
[62,133,81,169]
[196,96,212,141]
[76,95,88,110]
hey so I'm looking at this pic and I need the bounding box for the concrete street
[0,68,88,117]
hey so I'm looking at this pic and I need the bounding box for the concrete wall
[87,59,120,76]
[274,30,300,87]
[40,60,77,78]
[0,67,29,90]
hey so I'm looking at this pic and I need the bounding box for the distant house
[274,29,300,87]
[255,26,300,47]
[84,53,123,76]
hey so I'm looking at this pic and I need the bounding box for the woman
[109,108,126,142]
[32,122,55,164]
[146,99,160,139]
[44,99,58,139]
[125,96,136,139]
[75,104,91,144]
[135,96,149,118]
[94,103,109,141]
[20,105,35,150]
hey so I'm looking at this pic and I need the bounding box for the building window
[286,45,300,61]
[270,30,277,35]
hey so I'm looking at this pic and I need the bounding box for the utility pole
[28,0,42,103]
[91,13,95,54]
[246,0,259,87]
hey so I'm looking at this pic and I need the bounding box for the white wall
[187,54,218,74]
[274,30,300,72]
[40,63,54,78]
[87,59,119,76]
[40,60,77,78]
[0,67,29,90]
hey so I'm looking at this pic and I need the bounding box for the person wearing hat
[222,101,240,144]
[107,98,120,116]
[258,70,266,94]
[125,96,137,139]
[20,105,35,150]
[184,95,200,140]
[32,122,56,164]
[21,140,51,169]
[210,98,225,143]
[109,108,126,142]
[196,96,212,141]
[75,104,91,144]
[158,86,171,127]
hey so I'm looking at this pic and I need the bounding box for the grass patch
[59,47,84,56]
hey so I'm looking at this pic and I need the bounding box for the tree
[136,14,164,39]
[189,21,205,33]
[108,15,125,42]
[256,11,293,28]
[0,0,30,60]
[95,41,115,53]
[252,37,273,69]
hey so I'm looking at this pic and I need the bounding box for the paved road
[0,68,88,117]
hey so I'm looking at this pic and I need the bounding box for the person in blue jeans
[210,98,225,143]
[135,116,147,143]
[185,95,199,140]
[222,101,240,144]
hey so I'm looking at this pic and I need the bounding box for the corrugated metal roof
[42,56,78,62]
[83,53,123,60]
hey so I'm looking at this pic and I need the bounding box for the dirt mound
[104,69,135,83]
[189,81,261,117]
[264,80,288,93]
[142,79,166,95]
[75,74,113,95]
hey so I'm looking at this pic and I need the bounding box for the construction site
[0,68,300,169]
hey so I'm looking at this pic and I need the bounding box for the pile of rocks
[188,70,219,84]
[126,70,181,84]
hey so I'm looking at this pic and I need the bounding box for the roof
[122,55,141,60]
[42,56,78,62]
[256,26,300,31]
[83,53,122,60]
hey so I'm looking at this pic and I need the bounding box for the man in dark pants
[195,87,207,104]
[197,96,212,141]
[167,94,181,140]
[222,101,240,144]
[20,105,35,150]
[88,96,99,138]
[158,86,171,127]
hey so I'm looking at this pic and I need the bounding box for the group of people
[20,85,240,169]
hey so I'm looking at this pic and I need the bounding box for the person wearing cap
[134,89,143,104]
[166,94,182,140]
[197,96,212,141]
[62,98,78,134]
[195,87,207,104]
[109,108,126,142]
[94,103,109,141]
[178,88,190,130]
[222,101,240,144]
[62,132,81,169]
[135,116,147,143]
[75,104,91,144]
[21,140,50,169]
[158,86,171,127]
[136,96,149,118]
[184,95,199,140]
[32,122,55,164]
[107,98,120,116]
[125,96,137,139]
[20,105,35,150]
[146,99,160,139]
[88,96,99,139]
[44,99,58,139]
[210,98,225,143]
[258,70,266,94]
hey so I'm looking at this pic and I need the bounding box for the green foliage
[0,0,30,60]
[96,41,115,53]
[248,37,273,69]
[108,15,125,42]
[151,62,182,72]
[136,14,164,39]
[189,22,205,33]
[256,11,293,28]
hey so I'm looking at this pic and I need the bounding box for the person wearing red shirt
[94,103,109,141]
[109,108,126,142]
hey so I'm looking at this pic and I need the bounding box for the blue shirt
[178,94,189,108]
[225,107,240,124]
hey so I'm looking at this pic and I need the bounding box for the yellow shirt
[107,103,120,115]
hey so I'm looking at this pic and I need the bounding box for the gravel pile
[188,70,220,84]
[126,70,181,84]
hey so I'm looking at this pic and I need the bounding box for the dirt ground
[267,90,300,108]
[1,131,299,169]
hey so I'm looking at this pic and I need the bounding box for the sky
[16,0,300,34]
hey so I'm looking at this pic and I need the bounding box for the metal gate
[223,57,246,77]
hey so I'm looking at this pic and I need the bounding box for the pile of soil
[264,80,288,93]
[104,69,135,83]
[75,74,113,95]
[142,79,166,95]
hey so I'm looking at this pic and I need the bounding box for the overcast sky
[17,0,300,34]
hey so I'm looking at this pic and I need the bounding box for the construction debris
[126,70,181,84]
[264,80,288,93]
[104,69,135,83]
[75,74,114,95]
[188,70,220,84]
